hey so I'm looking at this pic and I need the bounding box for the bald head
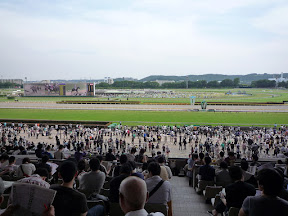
[119,176,147,212]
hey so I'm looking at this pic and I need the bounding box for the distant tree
[233,78,240,87]
[95,82,110,88]
[278,81,288,88]
[207,80,219,88]
[251,79,276,88]
[220,79,234,88]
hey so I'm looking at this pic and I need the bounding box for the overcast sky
[0,0,287,81]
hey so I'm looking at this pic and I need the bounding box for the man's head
[41,155,49,163]
[157,156,165,164]
[130,148,136,154]
[204,156,212,165]
[257,168,283,196]
[240,160,249,171]
[9,156,16,164]
[120,163,133,175]
[89,158,100,172]
[120,154,128,164]
[58,145,64,150]
[119,176,147,214]
[59,161,77,183]
[148,162,161,176]
[220,161,228,169]
[229,166,243,182]
[35,168,49,180]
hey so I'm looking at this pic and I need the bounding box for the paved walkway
[170,176,211,216]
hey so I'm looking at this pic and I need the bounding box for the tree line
[0,82,23,89]
[95,78,288,89]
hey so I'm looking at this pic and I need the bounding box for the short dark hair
[120,154,128,164]
[22,157,31,164]
[78,160,86,171]
[128,160,136,170]
[130,148,136,154]
[257,168,283,196]
[229,166,242,181]
[220,161,228,169]
[58,145,64,150]
[157,156,165,164]
[148,162,161,176]
[96,155,103,162]
[9,156,16,164]
[42,155,49,163]
[89,158,100,171]
[59,161,77,183]
[219,151,224,157]
[204,156,211,165]
[35,168,49,178]
[120,163,132,175]
[241,160,249,171]
[252,154,258,161]
[199,152,204,160]
[228,152,235,157]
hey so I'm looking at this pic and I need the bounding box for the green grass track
[0,108,287,126]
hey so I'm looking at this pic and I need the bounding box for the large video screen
[65,83,87,96]
[24,83,60,96]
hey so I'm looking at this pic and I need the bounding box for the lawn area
[0,108,287,126]
[1,88,287,103]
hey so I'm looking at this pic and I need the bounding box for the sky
[0,0,287,81]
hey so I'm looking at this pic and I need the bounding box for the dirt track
[0,101,288,112]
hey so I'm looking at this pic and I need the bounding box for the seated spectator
[0,154,9,170]
[0,156,18,176]
[18,168,50,188]
[215,161,232,187]
[105,148,116,161]
[54,145,65,160]
[225,152,236,166]
[35,143,44,158]
[158,156,172,180]
[128,161,144,180]
[240,159,253,182]
[16,157,36,177]
[96,155,108,175]
[78,158,105,198]
[209,166,256,216]
[74,147,86,162]
[197,156,215,192]
[196,152,205,165]
[239,168,288,216]
[119,176,164,216]
[77,159,87,181]
[216,151,225,166]
[275,167,288,201]
[36,155,52,179]
[126,147,136,162]
[250,154,261,167]
[112,154,128,177]
[109,163,132,203]
[135,148,147,163]
[43,146,54,159]
[145,162,171,207]
[50,161,104,216]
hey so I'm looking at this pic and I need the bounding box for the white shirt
[125,209,164,216]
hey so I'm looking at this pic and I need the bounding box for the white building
[0,79,23,85]
[268,72,287,83]
[104,77,114,85]
[155,80,175,86]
